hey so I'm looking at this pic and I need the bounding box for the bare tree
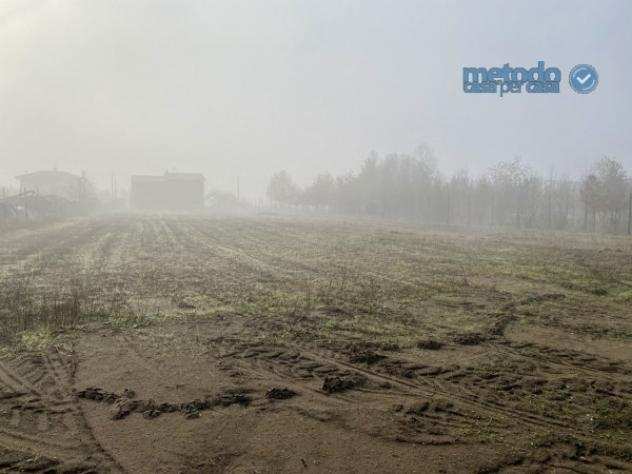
[267,149,631,235]
[267,171,300,206]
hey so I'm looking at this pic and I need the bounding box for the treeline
[267,146,632,234]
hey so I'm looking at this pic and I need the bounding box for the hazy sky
[1,0,630,198]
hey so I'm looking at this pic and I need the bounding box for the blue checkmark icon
[569,64,598,94]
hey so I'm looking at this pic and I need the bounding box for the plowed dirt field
[1,215,631,473]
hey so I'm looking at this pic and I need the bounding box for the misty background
[1,0,630,200]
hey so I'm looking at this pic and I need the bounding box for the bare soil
[1,215,632,473]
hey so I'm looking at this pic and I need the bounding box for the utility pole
[467,189,471,228]
[446,187,451,225]
[490,193,495,227]
[547,176,552,229]
[236,176,240,201]
[546,165,555,230]
[628,191,632,235]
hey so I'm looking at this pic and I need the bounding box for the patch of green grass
[18,327,56,352]
[107,312,159,330]
[616,289,632,302]
[592,399,632,430]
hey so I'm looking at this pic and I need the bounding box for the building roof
[16,170,81,182]
[165,172,205,181]
[131,175,166,183]
[132,172,205,183]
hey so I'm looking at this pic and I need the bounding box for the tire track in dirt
[185,217,433,310]
[139,217,432,312]
[324,350,580,432]
[0,359,42,397]
[214,341,474,447]
[497,343,632,380]
[216,341,578,439]
[99,219,148,298]
[3,215,631,472]
[65,345,128,473]
[215,218,447,303]
[0,427,83,461]
[163,218,272,300]
[0,347,126,473]
[236,218,445,286]
[217,219,325,276]
[184,218,298,281]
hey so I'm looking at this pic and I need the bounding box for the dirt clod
[453,332,487,346]
[177,301,196,309]
[77,387,120,404]
[142,410,161,419]
[523,293,565,304]
[416,339,444,350]
[406,401,430,415]
[349,351,386,365]
[77,387,251,420]
[322,375,366,394]
[213,393,251,407]
[266,388,298,400]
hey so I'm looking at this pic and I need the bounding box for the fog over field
[1,0,631,198]
[2,3,632,473]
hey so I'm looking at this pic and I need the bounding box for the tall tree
[267,171,300,206]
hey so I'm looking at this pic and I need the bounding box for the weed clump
[416,338,443,350]
[453,332,487,346]
[592,399,632,430]
[265,387,297,400]
[322,374,366,394]
[0,276,115,342]
[349,351,386,365]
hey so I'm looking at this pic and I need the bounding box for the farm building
[130,172,205,211]
[15,170,94,202]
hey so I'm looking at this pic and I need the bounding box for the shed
[130,172,205,211]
